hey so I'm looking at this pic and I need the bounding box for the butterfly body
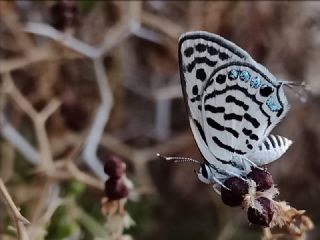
[178,31,292,185]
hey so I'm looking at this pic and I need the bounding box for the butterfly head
[196,163,211,184]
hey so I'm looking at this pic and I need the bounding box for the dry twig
[0,178,30,240]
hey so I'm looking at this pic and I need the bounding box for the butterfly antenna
[280,80,309,103]
[156,153,201,164]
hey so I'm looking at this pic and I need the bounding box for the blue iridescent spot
[239,70,250,82]
[266,97,280,112]
[250,76,261,89]
[228,69,238,80]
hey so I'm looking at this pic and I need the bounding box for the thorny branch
[0,178,30,240]
[2,2,315,240]
[4,73,59,168]
[0,1,209,239]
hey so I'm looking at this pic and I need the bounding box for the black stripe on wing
[224,113,243,121]
[226,95,249,111]
[187,58,217,73]
[206,117,239,138]
[204,105,225,114]
[269,135,276,148]
[242,128,259,141]
[204,84,270,126]
[244,113,260,128]
[212,136,246,155]
[193,118,207,145]
[204,61,286,121]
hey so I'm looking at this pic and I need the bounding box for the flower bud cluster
[221,167,275,227]
[50,0,79,31]
[220,167,313,234]
[103,155,129,200]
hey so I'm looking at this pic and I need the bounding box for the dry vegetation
[0,1,320,240]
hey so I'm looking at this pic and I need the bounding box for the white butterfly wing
[179,31,252,162]
[246,135,292,166]
[202,61,289,161]
[179,31,290,167]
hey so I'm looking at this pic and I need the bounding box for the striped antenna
[157,153,201,164]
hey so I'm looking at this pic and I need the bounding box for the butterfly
[159,31,293,188]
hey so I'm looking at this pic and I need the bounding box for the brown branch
[141,11,185,40]
[0,49,52,74]
[0,178,30,240]
[5,73,60,168]
[1,5,34,55]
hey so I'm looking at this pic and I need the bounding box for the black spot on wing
[247,144,253,150]
[178,33,247,60]
[204,105,225,113]
[190,95,201,103]
[250,134,259,141]
[192,85,199,95]
[193,119,207,145]
[242,128,252,136]
[216,74,226,84]
[184,47,194,57]
[276,108,283,117]
[219,52,229,60]
[259,145,263,151]
[212,136,246,155]
[208,46,218,55]
[242,128,259,141]
[196,68,206,81]
[260,85,274,97]
[187,57,217,73]
[226,95,249,111]
[195,43,207,52]
[244,113,260,128]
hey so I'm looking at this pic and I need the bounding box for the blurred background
[0,1,320,240]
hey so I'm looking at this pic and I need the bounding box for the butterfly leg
[212,183,221,195]
[212,176,230,190]
[224,169,247,181]
[241,157,264,171]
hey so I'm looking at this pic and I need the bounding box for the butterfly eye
[201,164,208,179]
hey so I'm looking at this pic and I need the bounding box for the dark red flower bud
[50,0,79,31]
[104,178,128,200]
[103,155,126,179]
[221,177,249,207]
[247,197,274,227]
[247,168,273,191]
